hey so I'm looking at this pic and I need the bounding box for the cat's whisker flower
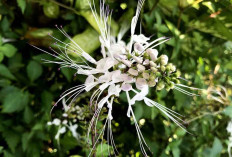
[33,0,204,156]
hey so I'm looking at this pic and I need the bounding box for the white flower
[227,121,232,134]
[34,0,203,156]
[53,118,61,126]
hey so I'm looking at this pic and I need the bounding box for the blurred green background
[0,0,232,156]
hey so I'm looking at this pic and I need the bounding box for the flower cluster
[47,100,84,142]
[33,0,201,156]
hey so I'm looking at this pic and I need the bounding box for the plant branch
[187,110,223,124]
[49,0,80,15]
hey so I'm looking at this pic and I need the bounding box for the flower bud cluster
[115,43,181,91]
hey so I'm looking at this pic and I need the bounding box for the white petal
[131,85,149,104]
[133,34,150,44]
[97,57,117,71]
[110,43,126,55]
[121,59,132,67]
[98,72,112,83]
[82,52,97,64]
[121,74,134,83]
[132,55,143,64]
[137,64,145,72]
[108,84,121,96]
[136,78,147,90]
[85,75,95,84]
[112,70,123,83]
[147,48,158,61]
[134,42,144,52]
[143,59,150,65]
[85,82,98,92]
[53,118,61,126]
[121,84,132,91]
[59,127,66,134]
[128,68,138,76]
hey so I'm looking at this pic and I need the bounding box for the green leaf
[41,91,53,110]
[0,44,17,58]
[2,131,20,153]
[0,52,4,62]
[0,146,3,154]
[3,151,14,157]
[0,35,2,45]
[210,137,222,157]
[96,144,111,156]
[29,28,53,38]
[24,107,33,124]
[26,60,43,82]
[224,106,232,118]
[22,132,30,152]
[134,102,144,120]
[70,27,100,57]
[61,67,75,82]
[0,79,11,87]
[17,0,26,13]
[0,17,10,32]
[43,2,59,19]
[0,64,16,80]
[2,91,29,113]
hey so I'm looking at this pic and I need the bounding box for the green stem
[187,110,223,123]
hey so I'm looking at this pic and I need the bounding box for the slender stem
[177,9,183,29]
[187,110,223,123]
[149,0,160,15]
[90,104,97,157]
[49,0,80,15]
[29,0,80,15]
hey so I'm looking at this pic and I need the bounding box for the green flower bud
[143,52,149,59]
[176,70,181,77]
[148,80,156,87]
[165,86,171,91]
[160,55,168,65]
[157,81,165,90]
[172,78,180,84]
[127,53,132,59]
[161,66,166,72]
[149,73,156,81]
[170,82,175,89]
[151,67,158,72]
[156,72,162,77]
[170,64,176,72]
[142,71,150,79]
[149,61,157,67]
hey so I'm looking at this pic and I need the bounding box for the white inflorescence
[34,0,202,156]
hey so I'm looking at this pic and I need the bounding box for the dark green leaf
[0,52,4,62]
[24,107,33,124]
[2,91,29,113]
[61,67,75,82]
[2,131,20,153]
[26,60,43,82]
[0,64,16,80]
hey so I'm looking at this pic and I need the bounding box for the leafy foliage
[0,0,232,156]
